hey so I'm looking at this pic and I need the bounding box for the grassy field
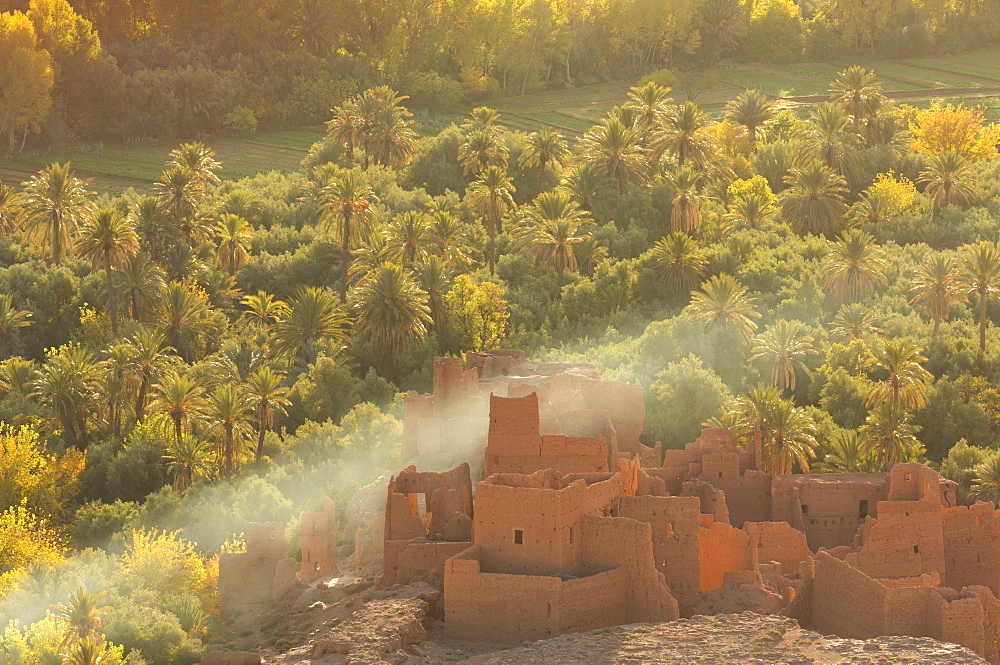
[0,127,326,193]
[6,48,1000,190]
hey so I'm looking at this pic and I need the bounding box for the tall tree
[319,171,378,304]
[518,129,571,195]
[352,263,431,380]
[20,162,92,262]
[0,183,21,237]
[273,286,351,365]
[76,208,139,335]
[154,282,216,362]
[956,240,1000,352]
[0,11,53,154]
[686,273,760,344]
[649,232,707,294]
[123,326,174,422]
[665,166,705,233]
[459,126,510,176]
[910,255,963,339]
[513,190,592,283]
[214,213,252,275]
[724,89,776,147]
[580,117,648,194]
[203,383,252,479]
[865,338,933,411]
[749,320,817,392]
[386,210,433,269]
[653,101,717,168]
[860,403,922,469]
[246,367,290,469]
[150,372,206,444]
[820,229,888,303]
[467,166,515,276]
[918,151,978,217]
[30,345,99,449]
[779,159,848,236]
[829,66,883,136]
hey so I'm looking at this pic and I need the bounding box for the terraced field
[6,48,1000,190]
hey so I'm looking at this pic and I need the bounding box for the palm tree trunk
[340,211,352,304]
[105,249,118,336]
[932,317,940,341]
[980,287,988,352]
[255,405,266,469]
[487,222,496,276]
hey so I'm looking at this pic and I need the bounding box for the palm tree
[820,229,888,303]
[700,0,747,61]
[429,211,473,269]
[573,236,609,276]
[649,232,707,294]
[99,343,133,439]
[860,402,923,469]
[19,162,93,262]
[779,159,849,236]
[52,587,109,650]
[154,167,209,245]
[414,255,452,334]
[686,273,761,344]
[30,345,100,449]
[796,102,864,186]
[386,211,433,269]
[665,166,706,233]
[829,65,883,136]
[458,126,509,176]
[918,151,978,217]
[969,453,1000,505]
[123,326,174,422]
[865,338,933,410]
[154,282,216,362]
[727,188,776,228]
[0,357,36,399]
[910,255,963,338]
[818,430,881,473]
[203,383,253,478]
[518,129,571,194]
[725,89,776,147]
[352,264,431,380]
[652,101,717,168]
[76,209,139,335]
[163,434,215,491]
[0,295,32,350]
[129,197,173,261]
[468,166,515,276]
[749,320,817,392]
[829,303,882,341]
[215,213,252,274]
[241,291,288,329]
[114,252,166,321]
[720,383,816,473]
[956,240,1000,352]
[319,171,378,303]
[288,0,337,55]
[63,637,114,665]
[460,107,507,134]
[150,372,206,444]
[0,182,22,237]
[272,286,351,365]
[580,117,648,194]
[624,81,672,132]
[247,367,291,468]
[560,161,614,213]
[513,190,593,282]
[369,99,419,168]
[167,141,222,193]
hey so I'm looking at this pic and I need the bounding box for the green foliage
[647,355,731,450]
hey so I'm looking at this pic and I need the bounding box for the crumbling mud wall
[699,519,755,593]
[943,503,1000,595]
[298,498,338,583]
[383,464,474,585]
[485,394,609,477]
[743,521,811,574]
[771,473,889,550]
[219,522,296,618]
[618,495,700,608]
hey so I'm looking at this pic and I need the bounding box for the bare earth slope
[453,613,987,665]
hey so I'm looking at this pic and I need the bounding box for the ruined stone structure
[298,497,339,583]
[218,522,297,618]
[383,463,474,585]
[380,352,1000,662]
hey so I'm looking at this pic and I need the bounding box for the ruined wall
[298,498,338,582]
[943,502,1000,595]
[618,495,700,608]
[219,522,296,618]
[699,520,754,593]
[969,586,1000,665]
[771,474,888,551]
[743,521,811,574]
[485,394,608,477]
[845,495,945,580]
[384,540,470,585]
[472,471,621,576]
[810,552,888,638]
[443,544,629,644]
[579,514,679,624]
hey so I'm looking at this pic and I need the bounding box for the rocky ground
[207,575,988,665]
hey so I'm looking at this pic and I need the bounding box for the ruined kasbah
[219,350,1000,663]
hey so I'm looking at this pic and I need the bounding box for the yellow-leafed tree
[908,102,1000,162]
[0,11,54,154]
